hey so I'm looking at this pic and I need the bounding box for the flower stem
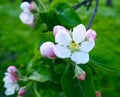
[38,0,46,12]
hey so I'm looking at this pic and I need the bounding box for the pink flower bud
[7,66,17,73]
[53,25,68,36]
[29,2,38,11]
[87,29,97,40]
[96,91,101,97]
[74,65,86,80]
[40,42,56,59]
[77,71,86,80]
[18,87,25,96]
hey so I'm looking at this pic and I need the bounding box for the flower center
[69,41,79,51]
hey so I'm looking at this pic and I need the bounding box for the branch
[87,0,99,30]
[72,0,88,10]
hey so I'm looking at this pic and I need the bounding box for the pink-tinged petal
[20,2,30,11]
[80,37,95,52]
[53,25,68,36]
[72,24,86,44]
[53,45,71,58]
[70,52,89,64]
[87,29,97,40]
[40,42,56,59]
[19,12,34,25]
[55,30,71,46]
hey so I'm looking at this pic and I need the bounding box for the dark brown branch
[73,0,88,10]
[87,0,99,30]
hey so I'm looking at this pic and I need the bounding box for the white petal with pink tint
[72,24,86,44]
[80,37,95,52]
[53,25,68,36]
[71,52,89,64]
[53,45,71,58]
[20,2,30,11]
[19,12,34,25]
[55,30,71,46]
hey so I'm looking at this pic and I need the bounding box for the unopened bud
[18,87,25,96]
[40,42,56,59]
[29,2,38,12]
[96,91,101,97]
[53,25,68,36]
[87,29,97,40]
[74,65,86,80]
[7,66,17,73]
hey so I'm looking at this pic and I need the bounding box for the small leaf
[54,2,81,28]
[29,71,51,82]
[61,66,96,97]
[90,48,120,74]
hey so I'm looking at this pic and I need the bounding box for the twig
[87,0,99,30]
[73,0,88,10]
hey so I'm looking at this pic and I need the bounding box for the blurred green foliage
[0,0,120,97]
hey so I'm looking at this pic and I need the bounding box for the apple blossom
[53,24,96,64]
[74,65,86,80]
[40,42,56,59]
[3,66,19,95]
[19,1,38,25]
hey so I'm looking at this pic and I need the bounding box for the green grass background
[0,0,120,97]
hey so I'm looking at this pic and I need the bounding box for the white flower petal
[55,30,71,46]
[19,12,34,25]
[20,2,30,11]
[5,86,16,95]
[80,37,95,52]
[70,52,89,64]
[72,24,86,44]
[53,45,71,58]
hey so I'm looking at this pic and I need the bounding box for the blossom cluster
[40,24,96,64]
[40,24,97,80]
[3,66,25,96]
[19,1,38,26]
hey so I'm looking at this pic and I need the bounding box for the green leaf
[40,9,60,30]
[29,71,51,82]
[90,48,120,74]
[54,2,81,28]
[61,66,96,97]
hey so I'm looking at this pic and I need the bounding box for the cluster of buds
[3,66,19,95]
[3,66,26,96]
[19,1,38,26]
